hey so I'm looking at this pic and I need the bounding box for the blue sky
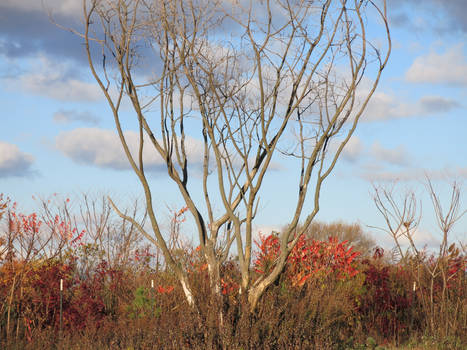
[1,0,466,250]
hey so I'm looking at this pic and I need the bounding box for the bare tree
[71,0,390,312]
[78,194,150,269]
[372,179,467,338]
[372,183,422,260]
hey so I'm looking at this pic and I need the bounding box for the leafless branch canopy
[78,0,390,309]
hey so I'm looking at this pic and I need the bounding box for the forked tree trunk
[247,282,267,312]
[205,245,225,330]
[179,276,195,308]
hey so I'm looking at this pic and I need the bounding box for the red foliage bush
[254,233,361,287]
[357,250,416,342]
[0,258,128,331]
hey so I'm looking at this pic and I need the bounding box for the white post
[59,278,63,336]
[151,279,155,317]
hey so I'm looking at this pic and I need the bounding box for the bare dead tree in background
[74,0,390,312]
[372,179,466,338]
[78,194,150,269]
[372,183,422,260]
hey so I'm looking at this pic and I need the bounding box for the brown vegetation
[0,192,466,349]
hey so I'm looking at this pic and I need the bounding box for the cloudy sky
[1,0,466,249]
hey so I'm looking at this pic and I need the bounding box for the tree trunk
[206,245,225,330]
[179,275,195,308]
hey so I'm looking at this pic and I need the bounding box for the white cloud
[418,96,461,113]
[371,227,441,251]
[333,138,412,171]
[55,127,286,178]
[364,92,460,121]
[361,167,467,183]
[56,128,161,171]
[400,228,441,250]
[326,135,364,164]
[55,127,205,172]
[391,0,467,34]
[340,136,363,162]
[0,141,35,178]
[361,169,419,182]
[5,55,102,102]
[405,45,467,86]
[370,142,410,166]
[53,109,99,125]
[1,0,83,19]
